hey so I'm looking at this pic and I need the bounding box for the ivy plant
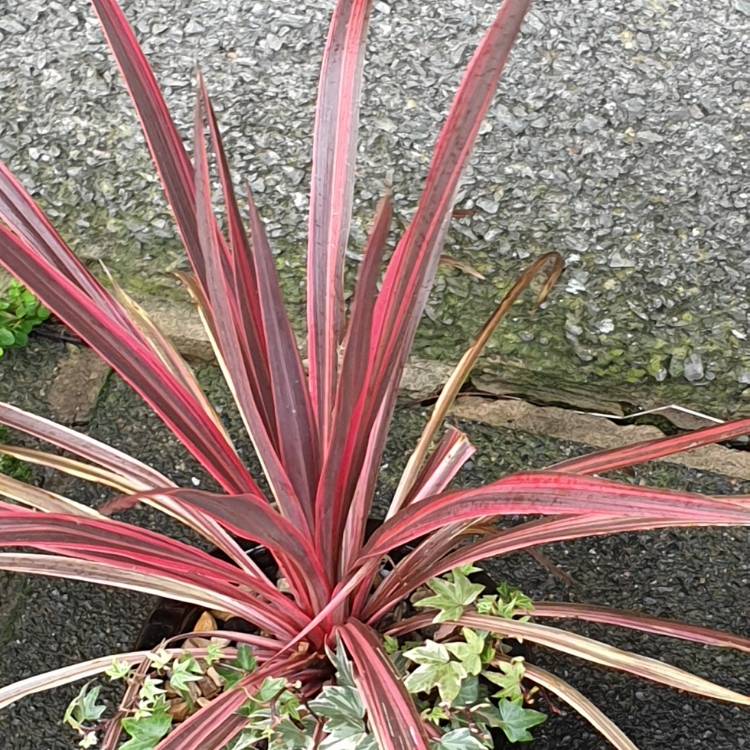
[398,570,546,747]
[413,565,485,623]
[121,710,172,750]
[64,571,546,749]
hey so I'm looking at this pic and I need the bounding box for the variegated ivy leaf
[452,675,480,708]
[310,685,365,723]
[475,596,499,616]
[205,642,225,665]
[168,655,203,695]
[476,583,534,620]
[256,676,289,702]
[235,708,316,750]
[268,716,316,750]
[383,634,400,655]
[326,637,357,689]
[147,648,172,671]
[320,731,378,750]
[120,711,172,750]
[315,640,381,748]
[484,657,526,702]
[495,698,546,743]
[445,628,487,676]
[453,564,482,576]
[237,675,313,748]
[133,694,169,722]
[403,640,467,705]
[497,583,533,612]
[230,719,276,749]
[469,697,546,743]
[139,677,166,706]
[236,645,258,672]
[63,683,106,732]
[240,681,289,727]
[433,727,488,750]
[309,683,376,749]
[277,688,303,723]
[105,657,132,681]
[227,733,261,750]
[403,640,451,666]
[217,644,258,689]
[422,705,450,724]
[414,569,485,623]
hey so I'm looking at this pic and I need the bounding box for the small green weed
[0,280,49,357]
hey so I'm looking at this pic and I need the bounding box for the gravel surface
[0,340,748,749]
[1,1,749,413]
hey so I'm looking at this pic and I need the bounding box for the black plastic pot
[135,541,276,649]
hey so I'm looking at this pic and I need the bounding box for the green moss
[646,354,667,379]
[625,368,648,383]
[25,162,747,419]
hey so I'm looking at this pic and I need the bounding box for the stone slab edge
[451,397,750,483]
[145,298,750,481]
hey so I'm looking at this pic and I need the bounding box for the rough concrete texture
[0,0,749,416]
[0,340,748,749]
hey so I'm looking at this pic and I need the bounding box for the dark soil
[0,340,748,749]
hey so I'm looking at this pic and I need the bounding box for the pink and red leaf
[338,619,431,750]
[307,0,374,446]
[362,472,750,560]
[314,0,534,576]
[0,224,257,495]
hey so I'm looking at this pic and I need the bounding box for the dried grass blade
[0,472,100,518]
[507,658,638,750]
[389,252,563,516]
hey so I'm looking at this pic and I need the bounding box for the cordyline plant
[0,0,749,748]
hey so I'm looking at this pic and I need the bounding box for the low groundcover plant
[0,0,748,748]
[0,280,49,359]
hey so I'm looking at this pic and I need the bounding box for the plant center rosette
[71,565,546,748]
